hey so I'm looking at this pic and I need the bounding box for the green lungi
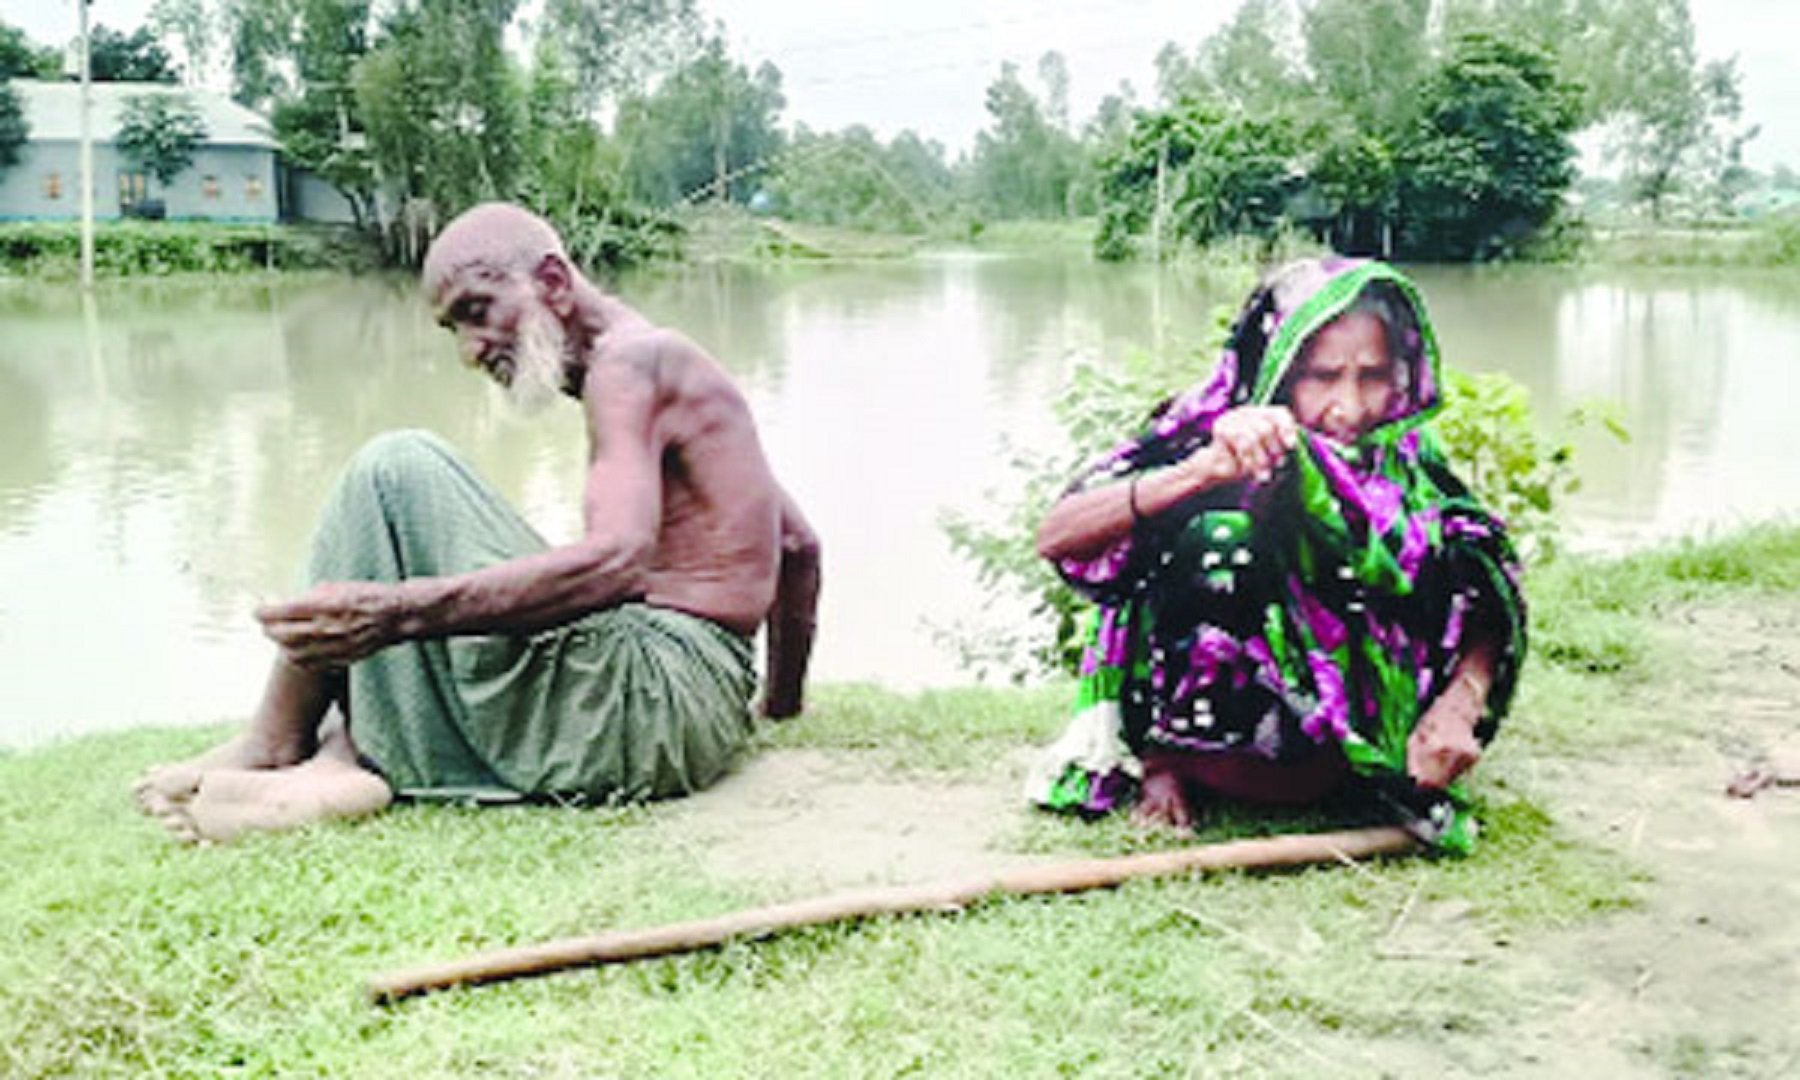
[308,430,756,803]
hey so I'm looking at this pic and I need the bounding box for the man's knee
[343,429,461,499]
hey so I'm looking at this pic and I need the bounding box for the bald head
[422,202,571,302]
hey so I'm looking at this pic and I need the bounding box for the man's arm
[760,487,820,719]
[259,350,664,668]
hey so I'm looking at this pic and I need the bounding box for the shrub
[0,220,379,278]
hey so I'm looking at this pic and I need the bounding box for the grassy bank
[0,220,382,279]
[1579,218,1800,268]
[4,524,1798,1077]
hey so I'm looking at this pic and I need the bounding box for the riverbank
[0,220,383,278]
[3,524,1797,1076]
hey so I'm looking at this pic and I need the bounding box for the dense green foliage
[355,0,527,217]
[266,0,379,228]
[0,220,379,277]
[0,79,25,174]
[1393,35,1580,260]
[968,57,1085,220]
[613,36,786,206]
[1094,106,1306,261]
[0,20,61,79]
[764,126,956,234]
[1101,25,1582,262]
[88,24,181,83]
[115,92,209,192]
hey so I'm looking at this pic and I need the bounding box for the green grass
[8,525,1800,1076]
[1581,218,1800,268]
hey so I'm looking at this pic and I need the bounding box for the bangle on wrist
[1128,474,1144,523]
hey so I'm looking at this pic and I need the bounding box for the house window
[43,173,62,200]
[118,172,149,212]
[245,174,265,200]
[202,175,220,199]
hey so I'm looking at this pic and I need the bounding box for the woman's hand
[1193,406,1299,486]
[256,582,406,669]
[1407,672,1485,789]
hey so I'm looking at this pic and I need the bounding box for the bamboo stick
[368,825,1418,1003]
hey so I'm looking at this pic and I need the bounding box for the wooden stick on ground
[368,825,1419,1004]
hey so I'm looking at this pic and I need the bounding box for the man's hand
[1407,675,1484,789]
[1192,406,1299,486]
[256,582,406,669]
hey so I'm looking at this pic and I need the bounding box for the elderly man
[134,202,820,842]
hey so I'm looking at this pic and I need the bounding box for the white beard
[502,304,572,416]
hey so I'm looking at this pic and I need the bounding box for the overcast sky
[9,0,1798,169]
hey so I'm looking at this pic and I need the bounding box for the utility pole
[78,0,95,290]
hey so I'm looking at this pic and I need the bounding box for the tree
[89,25,181,82]
[1393,33,1580,260]
[116,92,209,197]
[1308,118,1396,253]
[1169,109,1302,244]
[1,20,61,79]
[0,80,28,176]
[766,125,953,233]
[222,0,294,108]
[1152,42,1200,106]
[540,0,699,111]
[354,0,528,218]
[1092,104,1303,257]
[150,0,218,87]
[1614,52,1755,220]
[1197,0,1303,114]
[269,0,378,225]
[613,36,785,205]
[1301,0,1431,137]
[969,56,1082,219]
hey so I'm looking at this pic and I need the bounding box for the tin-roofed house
[0,79,285,223]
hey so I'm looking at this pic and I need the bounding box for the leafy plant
[116,92,208,193]
[1433,368,1626,560]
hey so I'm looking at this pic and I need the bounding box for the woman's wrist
[1453,667,1490,703]
[1171,447,1226,495]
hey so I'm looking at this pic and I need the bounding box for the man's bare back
[603,322,784,636]
[134,202,818,842]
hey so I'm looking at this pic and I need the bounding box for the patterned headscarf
[1030,257,1527,852]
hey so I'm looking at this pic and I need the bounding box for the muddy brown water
[3,260,1799,747]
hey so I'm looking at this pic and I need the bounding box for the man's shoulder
[586,326,746,429]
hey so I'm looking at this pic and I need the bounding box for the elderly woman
[1027,258,1526,851]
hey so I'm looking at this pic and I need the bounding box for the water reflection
[2,261,1798,746]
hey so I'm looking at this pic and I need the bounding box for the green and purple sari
[1024,258,1527,852]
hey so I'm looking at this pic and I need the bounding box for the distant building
[0,79,356,225]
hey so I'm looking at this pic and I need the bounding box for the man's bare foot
[146,751,392,844]
[1132,767,1196,830]
[132,731,309,818]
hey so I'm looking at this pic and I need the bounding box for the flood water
[3,258,1797,747]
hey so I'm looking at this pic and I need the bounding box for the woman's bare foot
[1132,766,1196,830]
[146,743,392,844]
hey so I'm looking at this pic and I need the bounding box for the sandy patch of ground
[668,749,1049,889]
